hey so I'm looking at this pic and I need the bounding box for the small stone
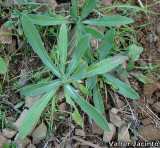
[105,104,112,110]
[152,102,160,113]
[59,102,66,111]
[109,110,123,127]
[75,129,85,137]
[138,124,160,141]
[116,98,125,108]
[142,118,152,126]
[156,22,160,34]
[118,126,131,142]
[103,123,116,142]
[31,123,47,144]
[25,94,43,108]
[91,121,104,135]
[7,39,17,54]
[13,109,28,130]
[140,61,147,67]
[110,108,119,115]
[36,0,58,12]
[0,133,8,148]
[0,24,12,44]
[2,128,17,139]
[27,144,36,148]
[99,0,112,7]
[14,133,31,148]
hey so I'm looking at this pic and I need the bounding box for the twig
[137,0,150,20]
[72,136,101,148]
[1,97,22,114]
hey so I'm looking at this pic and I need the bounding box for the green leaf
[21,14,61,78]
[131,73,154,84]
[70,8,78,21]
[128,44,143,62]
[98,4,160,15]
[72,82,89,95]
[84,56,128,78]
[80,0,97,20]
[21,80,61,96]
[127,44,143,70]
[83,43,94,64]
[71,0,79,16]
[64,84,110,132]
[67,62,88,82]
[27,14,72,26]
[18,87,59,140]
[103,74,139,99]
[65,92,83,127]
[99,29,115,60]
[82,15,134,26]
[72,109,83,127]
[86,76,97,96]
[93,83,104,114]
[66,34,91,76]
[58,24,68,73]
[80,25,104,39]
[0,56,7,74]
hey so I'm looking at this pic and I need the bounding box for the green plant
[18,14,129,140]
[84,29,139,114]
[22,0,134,39]
[0,56,7,74]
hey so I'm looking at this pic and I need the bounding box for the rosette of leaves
[18,14,128,140]
[23,0,134,39]
[85,29,139,114]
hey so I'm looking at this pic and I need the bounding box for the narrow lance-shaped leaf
[70,8,78,21]
[84,56,128,78]
[65,90,83,127]
[93,83,105,114]
[58,24,68,73]
[20,79,61,96]
[80,0,97,20]
[103,74,139,99]
[87,76,97,96]
[64,84,110,132]
[99,29,115,60]
[27,14,73,26]
[80,24,104,39]
[67,62,88,83]
[66,34,91,77]
[0,56,7,74]
[18,87,59,140]
[71,0,79,16]
[82,15,134,26]
[21,14,61,78]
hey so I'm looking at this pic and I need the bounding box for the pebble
[27,144,36,148]
[138,124,160,141]
[103,123,116,142]
[75,129,85,137]
[13,109,28,130]
[0,24,12,44]
[152,102,160,113]
[2,128,17,139]
[156,22,160,34]
[118,125,131,142]
[14,133,31,148]
[25,94,42,108]
[31,123,47,144]
[109,109,123,127]
[91,121,104,135]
